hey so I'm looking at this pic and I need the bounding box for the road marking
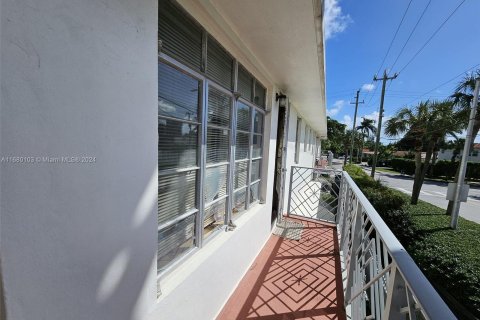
[395,187,412,194]
[467,196,480,203]
[433,191,446,196]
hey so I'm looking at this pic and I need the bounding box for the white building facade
[0,1,327,319]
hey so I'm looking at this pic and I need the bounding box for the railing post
[286,166,295,218]
[382,265,409,320]
[344,198,362,302]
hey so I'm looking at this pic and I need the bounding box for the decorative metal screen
[287,167,342,223]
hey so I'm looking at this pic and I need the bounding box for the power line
[403,63,480,106]
[398,0,467,74]
[390,0,432,71]
[375,0,413,76]
[362,1,413,109]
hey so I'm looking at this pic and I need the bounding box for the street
[368,168,480,224]
[329,159,480,224]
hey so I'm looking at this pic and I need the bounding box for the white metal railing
[337,171,456,320]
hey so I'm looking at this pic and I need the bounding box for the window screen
[158,62,200,271]
[254,81,266,108]
[237,65,253,102]
[207,36,233,89]
[157,214,195,272]
[205,86,232,234]
[158,0,203,71]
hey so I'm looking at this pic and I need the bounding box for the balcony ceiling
[198,0,327,138]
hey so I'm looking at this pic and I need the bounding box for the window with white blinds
[158,0,266,275]
[204,86,231,235]
[158,62,200,273]
[207,36,233,90]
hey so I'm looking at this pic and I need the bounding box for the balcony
[217,167,455,320]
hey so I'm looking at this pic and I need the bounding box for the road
[328,160,480,224]
[368,168,480,224]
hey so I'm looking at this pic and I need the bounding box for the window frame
[294,117,301,164]
[157,55,266,278]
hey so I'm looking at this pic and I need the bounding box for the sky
[323,0,480,143]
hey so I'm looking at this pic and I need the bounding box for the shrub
[387,158,480,180]
[390,158,416,175]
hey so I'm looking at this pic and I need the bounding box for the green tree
[446,71,480,215]
[324,117,347,156]
[385,101,461,204]
[356,118,376,162]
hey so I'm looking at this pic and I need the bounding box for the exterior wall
[0,2,323,320]
[438,149,480,163]
[1,1,158,319]
[282,106,318,214]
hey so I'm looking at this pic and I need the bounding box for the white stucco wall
[282,106,318,213]
[0,0,324,319]
[1,1,158,319]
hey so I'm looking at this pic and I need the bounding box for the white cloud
[361,83,375,92]
[362,111,380,121]
[324,0,352,40]
[342,114,352,129]
[327,99,346,116]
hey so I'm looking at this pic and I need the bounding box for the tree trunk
[411,150,423,205]
[411,140,435,204]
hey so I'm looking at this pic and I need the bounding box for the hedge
[344,164,480,318]
[389,158,480,180]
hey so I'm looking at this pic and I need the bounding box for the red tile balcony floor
[217,217,346,320]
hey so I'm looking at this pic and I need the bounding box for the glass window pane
[207,128,229,164]
[252,134,262,158]
[204,198,226,237]
[234,161,248,189]
[158,62,200,121]
[237,65,253,102]
[158,0,203,70]
[236,103,250,131]
[207,36,233,89]
[253,110,264,133]
[158,119,198,170]
[251,159,261,182]
[158,214,195,272]
[204,165,228,204]
[158,171,197,225]
[208,87,231,127]
[233,188,246,215]
[250,182,260,203]
[254,82,266,108]
[235,132,249,160]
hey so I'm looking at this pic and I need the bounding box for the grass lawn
[344,164,480,318]
[399,192,480,318]
[374,167,402,174]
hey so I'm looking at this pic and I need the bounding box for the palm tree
[356,118,376,162]
[385,101,462,204]
[451,70,480,151]
[446,71,480,215]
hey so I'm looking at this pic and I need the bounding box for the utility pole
[371,70,398,178]
[450,78,480,229]
[349,90,364,164]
